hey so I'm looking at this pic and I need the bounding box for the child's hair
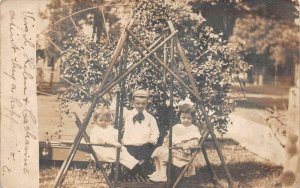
[178,103,197,123]
[93,108,111,122]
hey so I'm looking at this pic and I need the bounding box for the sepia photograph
[1,0,299,187]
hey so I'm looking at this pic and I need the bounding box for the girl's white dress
[151,123,201,176]
[90,125,139,169]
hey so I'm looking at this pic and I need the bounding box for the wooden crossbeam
[60,76,90,97]
[126,30,233,187]
[101,8,110,44]
[53,18,234,188]
[167,35,175,188]
[53,18,134,188]
[149,36,163,50]
[172,130,210,188]
[205,122,235,187]
[126,30,199,100]
[37,91,78,103]
[54,27,177,187]
[167,21,199,96]
[94,30,178,100]
[60,76,110,106]
[202,145,221,187]
[127,39,185,98]
[114,43,128,187]
[47,141,115,148]
[173,106,234,188]
[46,37,62,53]
[153,21,234,188]
[73,113,113,187]
[163,33,167,99]
[69,16,79,32]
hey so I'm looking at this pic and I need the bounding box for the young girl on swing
[90,108,141,170]
[149,102,201,182]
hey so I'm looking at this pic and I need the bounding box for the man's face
[133,97,148,113]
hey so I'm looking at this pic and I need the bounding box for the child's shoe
[148,171,160,178]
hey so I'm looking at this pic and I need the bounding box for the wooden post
[95,31,178,100]
[202,145,221,186]
[126,30,199,99]
[167,21,199,95]
[74,114,113,186]
[281,84,300,188]
[166,21,234,188]
[205,121,235,188]
[163,32,167,100]
[168,122,173,187]
[114,42,128,187]
[101,8,110,44]
[172,130,210,188]
[127,39,185,98]
[167,35,175,188]
[53,19,134,188]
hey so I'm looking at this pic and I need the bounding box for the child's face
[95,115,110,128]
[133,97,148,113]
[180,113,193,127]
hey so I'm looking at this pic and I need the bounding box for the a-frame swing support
[53,19,235,188]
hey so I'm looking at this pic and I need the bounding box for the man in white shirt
[122,89,159,162]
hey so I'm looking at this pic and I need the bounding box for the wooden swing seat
[40,140,209,187]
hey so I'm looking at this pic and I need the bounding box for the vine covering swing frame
[52,17,235,188]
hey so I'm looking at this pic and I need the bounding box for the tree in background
[189,0,299,85]
[230,15,299,85]
[58,0,249,138]
[38,0,118,86]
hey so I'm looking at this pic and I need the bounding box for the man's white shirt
[122,108,159,146]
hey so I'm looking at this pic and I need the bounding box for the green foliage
[59,0,249,135]
[230,14,299,66]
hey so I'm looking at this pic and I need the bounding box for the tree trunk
[294,63,299,87]
[274,63,278,85]
[258,66,265,85]
[254,65,265,85]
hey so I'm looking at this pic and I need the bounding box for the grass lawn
[39,83,290,187]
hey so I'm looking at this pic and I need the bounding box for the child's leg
[153,157,160,171]
[149,160,167,182]
[159,161,167,177]
[148,157,160,177]
[150,157,167,177]
[120,146,139,170]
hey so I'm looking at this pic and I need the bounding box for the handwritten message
[1,1,38,187]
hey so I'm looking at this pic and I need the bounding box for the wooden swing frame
[53,19,235,188]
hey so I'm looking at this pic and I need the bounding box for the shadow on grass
[192,161,283,186]
[231,85,291,96]
[40,138,283,187]
[201,138,240,150]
